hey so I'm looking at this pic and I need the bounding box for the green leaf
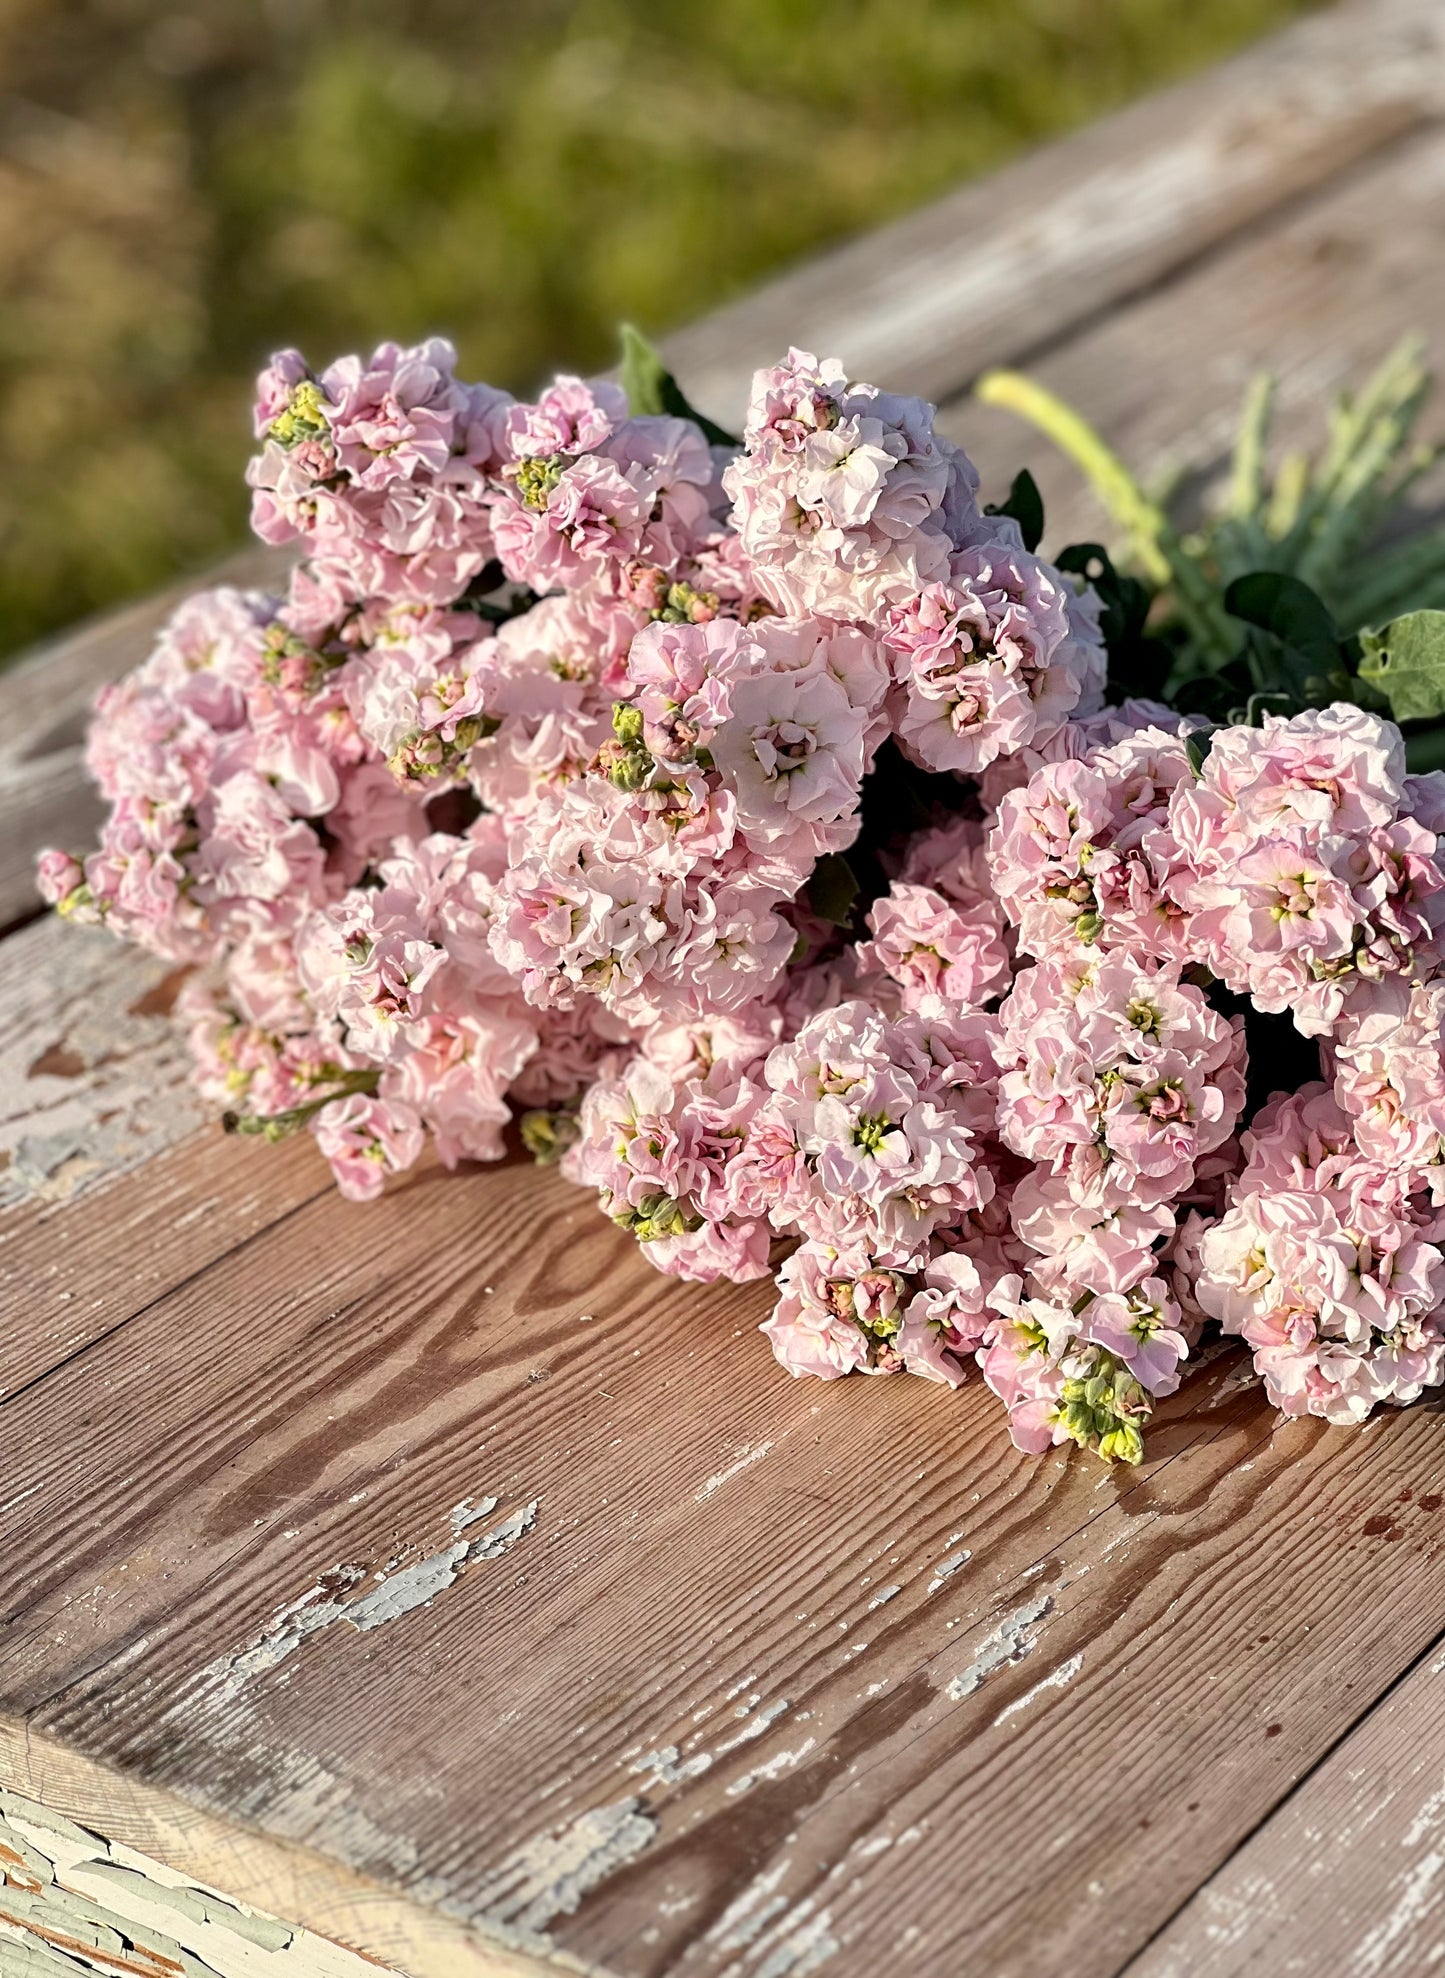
[807,852,860,927]
[1185,728,1217,777]
[1358,610,1445,724]
[618,324,738,448]
[1223,572,1342,668]
[1222,571,1354,712]
[984,468,1044,552]
[1056,541,1172,701]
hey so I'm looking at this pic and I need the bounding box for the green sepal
[618,324,738,448]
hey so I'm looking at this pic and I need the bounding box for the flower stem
[975,367,1238,669]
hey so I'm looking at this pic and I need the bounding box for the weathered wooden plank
[0,1785,392,1978]
[0,547,291,937]
[6,12,1445,1978]
[1126,1632,1445,1975]
[0,916,204,1211]
[1,1124,330,1405]
[0,1727,537,1978]
[0,913,337,1400]
[944,116,1445,553]
[3,1129,1445,1978]
[663,0,1445,426]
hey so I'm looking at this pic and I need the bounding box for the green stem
[1229,371,1275,523]
[224,1067,380,1142]
[976,368,1238,668]
[977,369,1171,585]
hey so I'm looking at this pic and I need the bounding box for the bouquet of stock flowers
[38,324,1445,1467]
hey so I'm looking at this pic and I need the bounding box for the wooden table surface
[5,3,1445,1974]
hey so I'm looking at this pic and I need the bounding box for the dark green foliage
[985,469,1045,553]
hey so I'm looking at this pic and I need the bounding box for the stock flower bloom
[886,543,1092,772]
[1170,704,1445,1033]
[47,334,1445,1466]
[723,350,975,624]
[857,880,1010,1014]
[313,1091,426,1201]
[989,724,1197,962]
[734,999,993,1268]
[995,955,1244,1207]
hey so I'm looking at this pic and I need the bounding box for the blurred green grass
[0,0,1314,660]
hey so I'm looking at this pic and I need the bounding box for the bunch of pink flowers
[40,338,1445,1464]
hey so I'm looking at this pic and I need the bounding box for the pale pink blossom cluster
[41,338,1445,1464]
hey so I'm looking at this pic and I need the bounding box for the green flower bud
[512,454,566,512]
[616,1191,704,1243]
[269,379,330,449]
[520,1106,581,1166]
[1054,1345,1153,1465]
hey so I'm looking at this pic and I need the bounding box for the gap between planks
[1122,1612,1445,1975]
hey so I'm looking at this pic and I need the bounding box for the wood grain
[942,118,1445,554]
[1126,1631,1445,1975]
[4,1139,1445,1977]
[0,912,341,1399]
[4,0,1442,934]
[1,918,204,1214]
[662,0,1445,427]
[0,1725,542,1978]
[0,547,291,937]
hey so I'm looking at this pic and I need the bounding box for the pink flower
[857,881,1010,1013]
[312,1092,425,1200]
[761,1240,901,1380]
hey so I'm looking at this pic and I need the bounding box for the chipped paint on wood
[712,1699,790,1758]
[726,1740,817,1799]
[0,1788,384,1976]
[945,1595,1054,1701]
[695,1442,773,1502]
[629,1747,713,1788]
[474,1799,657,1938]
[925,1549,971,1595]
[720,1896,838,1978]
[190,1500,539,1707]
[993,1653,1084,1726]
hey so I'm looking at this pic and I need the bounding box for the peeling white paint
[709,1858,792,1952]
[867,1585,901,1611]
[696,1441,774,1501]
[946,1594,1054,1701]
[714,1697,790,1757]
[926,1549,971,1594]
[727,1740,817,1798]
[630,1745,714,1788]
[1355,1850,1445,1973]
[0,1788,386,1976]
[190,1498,539,1705]
[475,1798,658,1935]
[993,1652,1083,1725]
[748,1900,839,1978]
[449,1494,500,1533]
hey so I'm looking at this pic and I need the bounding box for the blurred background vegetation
[0,0,1315,660]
